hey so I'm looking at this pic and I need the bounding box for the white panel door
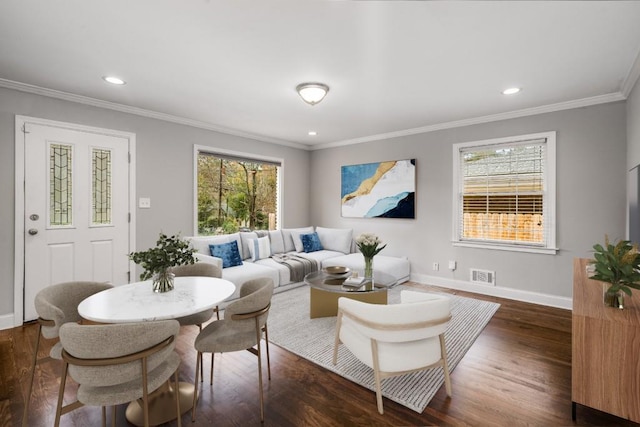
[23,123,130,321]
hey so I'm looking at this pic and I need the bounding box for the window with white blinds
[452,132,557,254]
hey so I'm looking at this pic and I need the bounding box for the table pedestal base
[310,287,387,318]
[125,381,194,426]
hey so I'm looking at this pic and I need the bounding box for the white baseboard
[410,273,572,310]
[0,313,17,331]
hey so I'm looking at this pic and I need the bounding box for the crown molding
[0,78,311,151]
[312,92,626,151]
[1,77,628,153]
[621,48,640,98]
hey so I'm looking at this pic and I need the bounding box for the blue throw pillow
[301,232,324,253]
[209,240,243,268]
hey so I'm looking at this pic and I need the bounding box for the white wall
[0,87,311,321]
[310,102,628,307]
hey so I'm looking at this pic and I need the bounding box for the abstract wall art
[341,159,416,218]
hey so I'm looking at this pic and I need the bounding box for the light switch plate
[138,197,151,209]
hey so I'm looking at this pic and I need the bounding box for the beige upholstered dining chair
[23,281,113,427]
[333,290,452,414]
[170,262,223,381]
[191,277,274,422]
[54,320,182,427]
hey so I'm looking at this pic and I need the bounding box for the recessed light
[308,131,317,136]
[502,87,521,95]
[103,76,126,85]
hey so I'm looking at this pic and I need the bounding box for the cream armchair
[333,290,452,414]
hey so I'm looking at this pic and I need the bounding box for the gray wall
[310,102,628,301]
[0,86,311,318]
[627,79,640,170]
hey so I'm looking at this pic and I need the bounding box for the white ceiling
[1,1,640,150]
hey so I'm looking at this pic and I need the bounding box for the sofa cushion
[268,230,285,254]
[248,236,272,261]
[209,241,243,268]
[239,232,258,260]
[296,249,345,265]
[282,227,314,252]
[301,232,324,253]
[315,227,353,254]
[222,262,281,298]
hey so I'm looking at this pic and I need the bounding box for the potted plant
[589,235,640,309]
[355,232,387,283]
[129,233,197,293]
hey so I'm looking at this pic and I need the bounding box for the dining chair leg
[174,368,182,427]
[192,352,201,422]
[263,324,271,380]
[54,362,69,427]
[22,323,43,427]
[255,321,264,422]
[210,353,215,385]
[100,406,106,427]
[197,323,204,381]
[111,406,116,427]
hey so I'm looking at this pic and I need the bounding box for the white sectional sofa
[185,227,410,300]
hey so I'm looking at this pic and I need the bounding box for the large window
[452,132,556,254]
[195,147,281,235]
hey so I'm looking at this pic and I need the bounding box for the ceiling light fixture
[296,82,329,106]
[103,76,126,85]
[502,87,521,95]
[308,131,317,136]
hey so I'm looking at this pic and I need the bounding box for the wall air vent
[470,268,495,286]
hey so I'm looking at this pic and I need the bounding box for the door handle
[28,229,38,236]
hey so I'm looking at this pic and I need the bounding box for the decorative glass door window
[49,143,73,226]
[92,148,112,225]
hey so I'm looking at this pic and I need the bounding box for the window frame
[193,145,283,236]
[451,131,557,254]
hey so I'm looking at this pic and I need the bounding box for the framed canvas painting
[341,159,415,218]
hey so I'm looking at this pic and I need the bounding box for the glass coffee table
[304,269,396,318]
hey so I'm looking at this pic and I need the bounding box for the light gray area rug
[267,285,500,413]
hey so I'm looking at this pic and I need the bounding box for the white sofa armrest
[194,253,223,271]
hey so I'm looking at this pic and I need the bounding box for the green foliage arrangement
[129,233,197,281]
[590,235,640,297]
[355,233,387,258]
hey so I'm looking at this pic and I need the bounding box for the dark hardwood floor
[2,282,638,427]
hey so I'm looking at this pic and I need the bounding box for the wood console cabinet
[572,258,640,422]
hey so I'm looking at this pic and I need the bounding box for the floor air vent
[470,268,495,286]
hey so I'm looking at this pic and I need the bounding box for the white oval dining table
[77,275,236,426]
[78,276,235,323]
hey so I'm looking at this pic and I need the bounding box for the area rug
[267,284,500,413]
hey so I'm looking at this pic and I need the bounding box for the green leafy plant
[590,235,640,297]
[355,233,387,258]
[129,233,197,281]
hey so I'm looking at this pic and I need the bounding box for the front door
[22,120,132,321]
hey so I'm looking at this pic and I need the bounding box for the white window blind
[453,132,556,253]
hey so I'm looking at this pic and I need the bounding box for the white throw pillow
[268,230,285,254]
[239,232,258,260]
[315,227,353,254]
[248,236,272,261]
[282,227,314,252]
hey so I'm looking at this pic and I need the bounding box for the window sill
[452,241,558,255]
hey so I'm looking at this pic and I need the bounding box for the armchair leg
[439,334,452,397]
[371,339,384,415]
